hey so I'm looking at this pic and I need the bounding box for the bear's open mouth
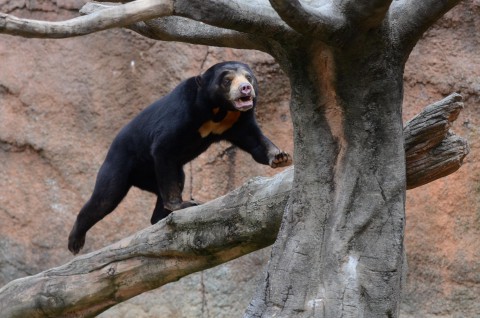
[234,96,254,110]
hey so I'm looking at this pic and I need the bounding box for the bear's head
[197,61,258,112]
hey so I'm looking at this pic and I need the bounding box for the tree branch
[140,18,267,50]
[389,0,463,53]
[172,0,296,41]
[267,0,346,41]
[267,0,392,46]
[81,2,267,50]
[404,93,469,189]
[0,0,173,38]
[0,169,293,317]
[0,94,469,316]
[340,0,393,28]
[0,0,288,50]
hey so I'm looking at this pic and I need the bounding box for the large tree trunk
[247,36,407,317]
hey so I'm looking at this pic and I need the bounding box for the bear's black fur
[68,61,292,254]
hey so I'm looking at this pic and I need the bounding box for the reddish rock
[402,2,480,316]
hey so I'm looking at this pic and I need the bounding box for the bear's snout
[239,82,252,95]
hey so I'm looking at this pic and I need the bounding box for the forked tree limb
[90,0,294,39]
[141,17,267,50]
[404,93,469,189]
[138,18,265,50]
[0,0,462,52]
[267,0,393,41]
[407,133,469,189]
[341,0,393,28]
[267,0,346,40]
[0,94,469,317]
[0,0,294,41]
[80,3,267,50]
[390,0,462,52]
[172,0,294,40]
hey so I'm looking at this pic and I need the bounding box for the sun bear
[68,61,292,254]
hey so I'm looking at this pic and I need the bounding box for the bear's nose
[239,83,252,95]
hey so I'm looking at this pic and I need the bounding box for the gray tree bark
[243,1,462,316]
[405,93,468,189]
[0,1,465,317]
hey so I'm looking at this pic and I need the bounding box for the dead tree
[0,1,467,317]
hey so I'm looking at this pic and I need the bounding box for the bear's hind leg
[68,162,131,254]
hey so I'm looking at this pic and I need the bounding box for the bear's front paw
[68,232,85,255]
[269,151,293,168]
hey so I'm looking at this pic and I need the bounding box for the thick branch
[407,133,469,189]
[0,94,469,316]
[0,0,173,38]
[268,0,346,41]
[172,0,296,41]
[0,0,286,50]
[267,0,392,46]
[81,2,267,50]
[141,18,266,50]
[340,0,393,28]
[404,93,469,189]
[0,169,293,317]
[389,0,463,53]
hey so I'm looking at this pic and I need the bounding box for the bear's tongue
[234,96,253,110]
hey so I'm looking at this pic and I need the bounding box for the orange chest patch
[198,111,241,138]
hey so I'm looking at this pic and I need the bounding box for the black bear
[68,61,292,254]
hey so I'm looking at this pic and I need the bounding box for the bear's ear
[195,75,203,87]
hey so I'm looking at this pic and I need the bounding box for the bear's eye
[222,78,232,86]
[245,74,253,82]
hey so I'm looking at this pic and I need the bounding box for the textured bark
[245,40,408,317]
[405,93,469,189]
[390,0,463,52]
[243,2,461,315]
[80,2,267,50]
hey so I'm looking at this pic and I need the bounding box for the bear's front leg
[227,123,293,169]
[150,157,199,224]
[150,188,199,225]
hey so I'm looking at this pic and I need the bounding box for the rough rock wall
[401,2,480,317]
[0,1,478,317]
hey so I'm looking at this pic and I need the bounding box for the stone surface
[0,1,478,317]
[401,2,480,317]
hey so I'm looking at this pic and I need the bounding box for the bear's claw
[270,151,293,168]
